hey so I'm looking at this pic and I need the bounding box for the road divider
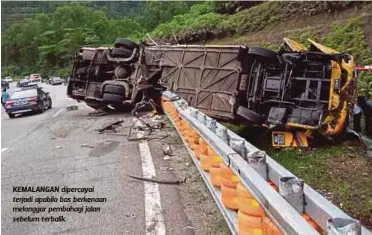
[161,91,372,235]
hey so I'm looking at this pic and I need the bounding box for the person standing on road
[1,88,9,108]
[357,96,372,136]
[353,102,362,132]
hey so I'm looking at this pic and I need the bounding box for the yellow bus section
[272,131,309,148]
[307,39,339,54]
[283,38,307,51]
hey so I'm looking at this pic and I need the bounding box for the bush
[324,17,372,65]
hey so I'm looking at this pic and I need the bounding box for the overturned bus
[67,38,357,147]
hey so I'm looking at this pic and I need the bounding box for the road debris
[88,109,109,117]
[81,143,94,148]
[96,120,124,133]
[128,134,170,142]
[163,155,171,160]
[105,133,128,137]
[55,146,62,149]
[151,115,163,121]
[126,174,185,185]
[66,105,78,112]
[128,136,149,141]
[107,104,116,110]
[162,144,173,156]
[152,121,165,129]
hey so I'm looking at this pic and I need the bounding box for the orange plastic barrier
[179,120,191,134]
[209,166,222,187]
[220,163,240,188]
[221,184,239,210]
[263,217,281,235]
[221,163,240,210]
[200,153,210,171]
[238,211,264,235]
[237,183,265,217]
[207,144,223,187]
[195,137,208,159]
[186,130,199,145]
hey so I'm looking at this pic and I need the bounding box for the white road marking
[1,147,9,153]
[52,108,64,118]
[138,138,166,235]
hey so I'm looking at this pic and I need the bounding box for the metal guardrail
[162,91,372,235]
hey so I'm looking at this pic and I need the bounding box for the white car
[4,77,13,83]
[28,74,42,86]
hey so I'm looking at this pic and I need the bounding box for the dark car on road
[51,77,63,85]
[4,86,52,118]
[17,79,30,87]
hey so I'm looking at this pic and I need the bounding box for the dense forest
[1,1,201,78]
[1,1,372,94]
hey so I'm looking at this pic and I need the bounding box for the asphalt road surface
[1,83,227,235]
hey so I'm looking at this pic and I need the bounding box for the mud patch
[89,140,120,157]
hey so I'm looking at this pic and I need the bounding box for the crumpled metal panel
[146,46,243,120]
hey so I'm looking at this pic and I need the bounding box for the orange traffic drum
[189,142,199,150]
[221,184,239,210]
[199,137,208,148]
[200,153,210,171]
[220,163,240,188]
[237,183,265,217]
[209,155,223,168]
[207,145,216,155]
[209,166,222,187]
[194,144,207,160]
[238,211,264,235]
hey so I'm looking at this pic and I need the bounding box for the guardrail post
[279,176,305,214]
[190,109,199,119]
[206,117,217,133]
[197,112,207,125]
[229,137,247,160]
[327,218,362,235]
[178,100,188,110]
[216,126,229,144]
[246,150,268,180]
